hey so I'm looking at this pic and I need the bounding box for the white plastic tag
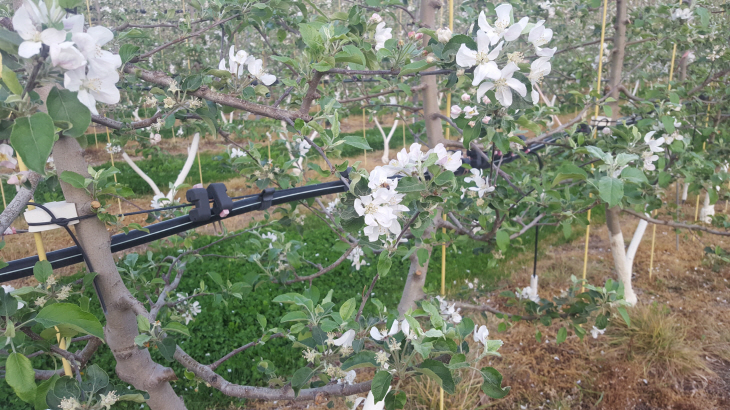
[24,201,79,233]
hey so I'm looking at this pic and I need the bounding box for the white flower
[342,370,357,385]
[230,147,247,158]
[433,143,463,172]
[456,31,503,86]
[539,1,556,17]
[362,387,390,410]
[460,93,471,102]
[664,131,683,144]
[99,390,120,410]
[644,131,665,152]
[370,320,399,341]
[64,67,120,115]
[374,22,392,50]
[519,286,539,303]
[0,144,17,169]
[602,127,612,136]
[60,396,82,410]
[436,296,462,324]
[478,5,528,45]
[219,46,253,78]
[105,143,121,154]
[47,40,87,70]
[528,58,551,104]
[347,246,367,271]
[436,27,453,43]
[642,151,659,171]
[476,62,527,107]
[13,0,65,58]
[473,325,489,346]
[72,26,122,72]
[671,8,693,21]
[464,168,495,198]
[149,133,161,145]
[463,106,479,119]
[368,13,383,24]
[590,326,605,339]
[151,193,167,209]
[450,105,463,119]
[247,58,277,86]
[528,20,553,50]
[334,329,356,347]
[355,195,397,229]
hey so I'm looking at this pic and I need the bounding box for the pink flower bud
[482,96,491,104]
[468,121,476,127]
[414,33,423,40]
[450,105,462,119]
[482,116,492,125]
[461,93,471,102]
[408,31,415,38]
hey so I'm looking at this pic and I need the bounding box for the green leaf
[617,306,631,327]
[433,170,455,186]
[10,112,56,174]
[377,252,392,277]
[5,353,37,403]
[33,260,53,284]
[59,171,90,190]
[371,371,393,402]
[384,390,407,410]
[35,303,105,339]
[134,334,151,347]
[556,327,567,344]
[1,64,22,94]
[398,60,435,77]
[136,315,150,333]
[46,88,91,138]
[495,230,509,251]
[163,322,190,337]
[396,177,426,192]
[291,366,315,394]
[418,359,455,394]
[80,364,108,394]
[157,337,177,361]
[34,374,58,410]
[339,298,356,322]
[598,177,624,207]
[660,116,675,134]
[480,367,510,398]
[342,135,372,150]
[119,44,140,65]
[0,287,18,317]
[552,164,588,187]
[341,351,378,370]
[696,7,710,27]
[281,311,309,322]
[620,167,648,184]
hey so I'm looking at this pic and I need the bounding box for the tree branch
[209,333,285,370]
[623,208,730,236]
[91,111,163,130]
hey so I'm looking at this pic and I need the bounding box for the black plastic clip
[186,188,211,222]
[207,183,233,217]
[259,188,275,210]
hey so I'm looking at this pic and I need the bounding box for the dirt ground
[2,120,729,409]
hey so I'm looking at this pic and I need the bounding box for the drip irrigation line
[0,180,349,282]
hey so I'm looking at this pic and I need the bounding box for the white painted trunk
[682,182,689,202]
[374,118,398,164]
[625,218,648,276]
[606,206,637,306]
[122,152,162,196]
[700,190,715,223]
[168,133,201,201]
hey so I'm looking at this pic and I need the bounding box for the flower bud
[426,54,436,63]
[450,105,462,119]
[482,95,491,104]
[482,116,491,125]
[461,93,471,102]
[368,13,383,24]
[436,27,453,43]
[414,32,423,40]
[456,69,465,76]
[408,31,416,38]
[468,121,476,127]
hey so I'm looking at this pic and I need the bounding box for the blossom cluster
[175,293,202,325]
[219,46,276,86]
[13,0,122,115]
[347,246,367,270]
[448,4,555,113]
[355,143,461,243]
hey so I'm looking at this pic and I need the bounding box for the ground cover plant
[0,0,729,408]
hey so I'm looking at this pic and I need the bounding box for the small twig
[355,274,380,322]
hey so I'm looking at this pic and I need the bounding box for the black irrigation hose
[0,180,349,282]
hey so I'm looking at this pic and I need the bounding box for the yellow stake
[362,109,367,166]
[84,0,92,26]
[1,178,6,209]
[581,0,610,292]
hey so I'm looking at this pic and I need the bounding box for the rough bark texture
[53,136,185,410]
[0,171,41,233]
[419,0,444,148]
[398,225,435,315]
[607,0,627,119]
[606,206,637,306]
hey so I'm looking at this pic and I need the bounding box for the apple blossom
[370,320,399,341]
[476,62,527,107]
[333,329,357,347]
[464,168,495,198]
[374,22,392,50]
[436,27,453,43]
[433,144,463,172]
[591,326,606,339]
[368,13,383,24]
[460,93,471,102]
[528,57,551,104]
[528,20,553,50]
[478,5,528,45]
[473,325,489,346]
[644,131,665,152]
[0,144,17,169]
[456,31,504,85]
[450,105,463,118]
[247,58,277,86]
[72,27,122,72]
[64,67,121,115]
[463,106,479,119]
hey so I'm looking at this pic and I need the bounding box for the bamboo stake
[581,0,610,292]
[0,178,6,209]
[106,128,123,215]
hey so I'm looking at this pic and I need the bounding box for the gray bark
[419,0,444,148]
[53,136,186,409]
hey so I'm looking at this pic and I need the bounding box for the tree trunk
[607,0,628,118]
[606,206,637,305]
[53,136,186,410]
[419,0,444,147]
[397,225,435,315]
[625,218,648,276]
[700,190,714,223]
